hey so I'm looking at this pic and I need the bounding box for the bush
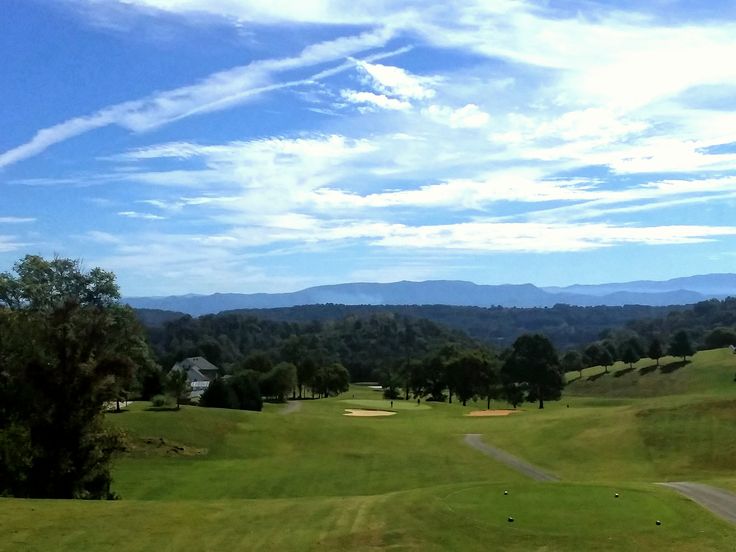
[151,394,170,408]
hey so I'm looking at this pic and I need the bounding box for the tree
[317,362,350,397]
[601,340,618,373]
[446,351,481,407]
[561,350,584,379]
[0,255,155,499]
[260,362,297,402]
[420,352,449,402]
[647,337,664,367]
[584,342,613,374]
[669,330,695,362]
[240,351,273,374]
[620,343,640,370]
[229,372,263,411]
[703,327,736,350]
[502,334,563,409]
[503,382,525,409]
[476,351,501,410]
[200,377,238,409]
[620,337,643,369]
[167,369,189,410]
[200,373,262,411]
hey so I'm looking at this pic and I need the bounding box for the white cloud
[84,230,125,244]
[422,103,490,128]
[0,217,35,224]
[0,235,28,253]
[312,171,596,210]
[118,211,166,220]
[355,60,437,100]
[340,90,412,111]
[373,222,736,253]
[109,0,407,25]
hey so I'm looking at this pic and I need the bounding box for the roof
[172,357,220,383]
[172,356,220,374]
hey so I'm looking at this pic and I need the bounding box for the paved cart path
[463,434,559,482]
[659,482,736,525]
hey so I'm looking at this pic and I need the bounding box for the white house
[171,356,220,399]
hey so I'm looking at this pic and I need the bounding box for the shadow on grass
[145,406,180,412]
[614,366,637,378]
[639,364,659,375]
[587,371,607,382]
[660,360,690,374]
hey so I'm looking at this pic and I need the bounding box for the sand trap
[466,409,519,417]
[343,408,396,417]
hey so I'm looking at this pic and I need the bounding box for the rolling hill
[125,274,736,316]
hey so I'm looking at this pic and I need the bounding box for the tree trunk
[538,386,544,409]
[462,398,467,406]
[487,396,491,410]
[116,398,120,413]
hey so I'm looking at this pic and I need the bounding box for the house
[171,356,220,399]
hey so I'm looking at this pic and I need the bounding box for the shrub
[151,394,170,408]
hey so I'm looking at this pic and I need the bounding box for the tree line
[149,302,686,350]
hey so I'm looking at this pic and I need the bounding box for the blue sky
[2,0,736,296]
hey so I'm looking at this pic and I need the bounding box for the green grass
[340,398,433,410]
[4,482,733,551]
[566,348,736,398]
[3,349,736,550]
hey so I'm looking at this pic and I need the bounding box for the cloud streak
[0,28,394,169]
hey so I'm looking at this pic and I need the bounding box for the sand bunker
[343,409,396,417]
[466,409,519,417]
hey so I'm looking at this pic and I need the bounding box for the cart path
[463,434,559,482]
[280,401,303,415]
[659,482,736,525]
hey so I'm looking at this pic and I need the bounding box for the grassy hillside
[566,348,736,398]
[2,349,736,550]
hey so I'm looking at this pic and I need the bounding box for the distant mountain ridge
[124,274,736,316]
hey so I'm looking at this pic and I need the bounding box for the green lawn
[2,348,736,550]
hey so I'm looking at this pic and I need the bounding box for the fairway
[3,348,736,550]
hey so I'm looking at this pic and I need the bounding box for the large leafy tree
[0,255,157,499]
[669,330,695,362]
[502,334,563,409]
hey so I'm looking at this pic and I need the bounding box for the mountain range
[124,274,736,317]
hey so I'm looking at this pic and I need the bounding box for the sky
[2,0,736,297]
